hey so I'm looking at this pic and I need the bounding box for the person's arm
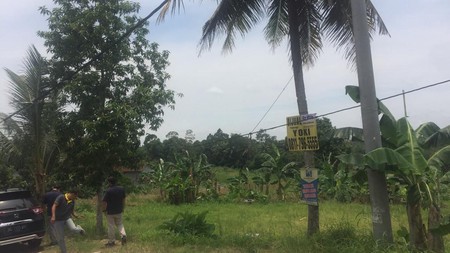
[72,210,79,219]
[102,200,107,213]
[51,202,57,223]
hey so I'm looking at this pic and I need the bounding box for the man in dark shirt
[51,189,85,253]
[42,185,61,246]
[102,176,127,247]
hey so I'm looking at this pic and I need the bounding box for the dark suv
[0,189,45,249]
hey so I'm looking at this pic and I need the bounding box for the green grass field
[17,193,448,253]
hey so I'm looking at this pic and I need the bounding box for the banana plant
[164,151,213,204]
[259,144,297,201]
[336,86,450,252]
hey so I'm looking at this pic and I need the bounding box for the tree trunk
[407,201,428,251]
[96,188,104,234]
[428,203,444,253]
[286,0,318,236]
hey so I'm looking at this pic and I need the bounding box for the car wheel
[28,239,42,249]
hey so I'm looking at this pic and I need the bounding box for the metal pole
[402,90,408,117]
[350,0,393,242]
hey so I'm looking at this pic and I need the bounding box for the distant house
[117,165,153,183]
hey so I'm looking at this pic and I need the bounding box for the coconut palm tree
[2,45,60,199]
[157,0,388,235]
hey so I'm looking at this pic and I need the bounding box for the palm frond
[320,0,389,66]
[5,45,48,123]
[264,0,289,50]
[156,0,185,23]
[198,0,266,54]
[295,0,323,67]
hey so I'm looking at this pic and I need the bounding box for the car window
[0,198,35,211]
[0,191,37,211]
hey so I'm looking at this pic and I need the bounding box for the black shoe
[80,229,85,236]
[105,241,115,247]
[121,236,127,245]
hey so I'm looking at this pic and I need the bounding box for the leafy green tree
[159,0,388,235]
[1,46,60,199]
[38,0,176,232]
[202,129,230,166]
[166,131,179,139]
[185,129,195,144]
[161,135,190,162]
[227,134,254,168]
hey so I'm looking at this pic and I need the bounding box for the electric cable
[240,79,450,137]
[249,75,293,134]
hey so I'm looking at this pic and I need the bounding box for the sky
[1,0,449,141]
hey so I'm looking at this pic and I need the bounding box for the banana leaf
[423,125,450,149]
[428,146,450,173]
[336,153,365,168]
[345,85,396,122]
[416,122,440,146]
[365,148,414,175]
[380,114,397,148]
[333,127,364,142]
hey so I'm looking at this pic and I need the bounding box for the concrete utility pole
[350,0,393,242]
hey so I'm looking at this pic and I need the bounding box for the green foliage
[38,0,176,191]
[319,159,368,203]
[258,144,297,200]
[0,165,27,190]
[150,152,215,204]
[225,167,267,202]
[429,215,450,236]
[159,211,215,237]
[337,85,450,252]
[1,46,60,198]
[396,226,409,244]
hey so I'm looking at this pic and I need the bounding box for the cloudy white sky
[1,0,449,141]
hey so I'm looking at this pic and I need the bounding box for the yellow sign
[286,114,319,151]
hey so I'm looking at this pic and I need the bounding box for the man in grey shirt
[51,189,85,253]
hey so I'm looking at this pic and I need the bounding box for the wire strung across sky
[0,0,448,138]
[249,75,294,134]
[242,79,450,137]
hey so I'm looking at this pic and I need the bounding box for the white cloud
[207,86,224,94]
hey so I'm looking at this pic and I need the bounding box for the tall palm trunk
[287,0,318,235]
[32,78,45,200]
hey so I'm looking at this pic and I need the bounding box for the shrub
[159,211,216,237]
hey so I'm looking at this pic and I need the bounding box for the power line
[0,0,169,124]
[249,75,293,134]
[240,79,450,137]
